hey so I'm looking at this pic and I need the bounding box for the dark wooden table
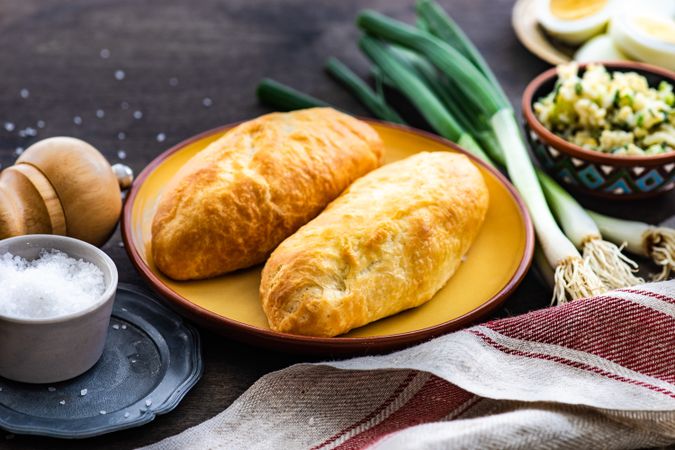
[0,0,673,448]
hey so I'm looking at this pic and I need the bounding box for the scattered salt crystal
[48,386,56,392]
[99,410,107,415]
[124,412,130,418]
[461,255,468,262]
[118,241,125,248]
[59,400,66,405]
[19,88,29,99]
[156,132,166,142]
[122,308,128,312]
[140,407,147,412]
[0,250,104,320]
[80,389,88,396]
[120,101,129,110]
[169,77,179,87]
[36,120,45,128]
[14,147,23,156]
[130,359,137,363]
[117,131,126,140]
[100,48,110,59]
[308,417,315,426]
[96,109,105,119]
[112,324,120,330]
[114,70,125,81]
[19,127,37,137]
[202,97,213,107]
[132,110,143,120]
[73,116,82,125]
[0,387,4,392]
[145,399,152,407]
[121,324,127,330]
[117,150,127,160]
[4,122,15,132]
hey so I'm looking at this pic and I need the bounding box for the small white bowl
[0,235,118,383]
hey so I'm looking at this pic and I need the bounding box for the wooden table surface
[0,0,673,448]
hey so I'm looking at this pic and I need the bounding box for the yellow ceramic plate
[122,120,534,354]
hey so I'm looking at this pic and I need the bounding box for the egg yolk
[634,16,675,45]
[550,0,608,20]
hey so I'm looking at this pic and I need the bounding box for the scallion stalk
[587,210,675,281]
[358,36,492,164]
[325,58,405,124]
[256,78,328,111]
[358,10,606,303]
[538,171,643,288]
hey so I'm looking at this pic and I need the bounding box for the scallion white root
[588,210,675,281]
[553,256,607,305]
[581,237,643,288]
[537,171,642,289]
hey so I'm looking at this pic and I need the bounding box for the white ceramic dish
[0,235,118,383]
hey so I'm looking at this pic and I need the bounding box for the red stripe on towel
[469,329,675,399]
[310,371,418,450]
[335,377,476,450]
[484,295,675,383]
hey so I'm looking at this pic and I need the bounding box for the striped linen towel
[143,281,675,449]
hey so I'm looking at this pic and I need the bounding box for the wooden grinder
[0,137,122,247]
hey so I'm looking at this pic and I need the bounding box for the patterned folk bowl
[522,61,675,199]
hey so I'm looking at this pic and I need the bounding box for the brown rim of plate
[121,118,535,354]
[523,61,675,167]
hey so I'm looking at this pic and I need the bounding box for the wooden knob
[0,137,122,246]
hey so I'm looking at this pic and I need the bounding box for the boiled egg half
[537,0,616,45]
[610,0,675,71]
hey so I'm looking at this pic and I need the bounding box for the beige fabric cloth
[143,281,675,449]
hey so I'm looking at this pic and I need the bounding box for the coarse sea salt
[0,250,105,320]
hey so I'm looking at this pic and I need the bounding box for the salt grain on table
[59,400,66,405]
[100,48,110,59]
[124,412,130,418]
[156,132,166,142]
[145,399,152,407]
[96,109,105,118]
[121,101,129,110]
[202,97,213,107]
[115,70,125,81]
[19,88,29,99]
[118,150,127,160]
[80,389,88,396]
[14,147,23,156]
[4,122,15,132]
[121,324,127,330]
[133,110,143,120]
[118,131,126,140]
[100,410,107,415]
[0,250,104,320]
[36,120,45,128]
[48,387,56,392]
[112,324,120,330]
[73,116,82,125]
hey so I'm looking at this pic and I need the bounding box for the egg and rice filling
[534,63,675,156]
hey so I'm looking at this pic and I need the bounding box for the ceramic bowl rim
[522,60,675,167]
[0,234,118,325]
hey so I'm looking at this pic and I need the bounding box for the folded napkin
[143,281,675,449]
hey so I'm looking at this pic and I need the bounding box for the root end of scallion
[552,257,607,305]
[644,227,675,281]
[582,238,644,289]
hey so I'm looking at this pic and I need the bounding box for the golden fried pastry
[261,151,489,337]
[151,108,384,280]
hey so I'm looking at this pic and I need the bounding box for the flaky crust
[260,152,489,337]
[151,108,384,280]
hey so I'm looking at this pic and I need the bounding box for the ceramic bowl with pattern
[522,61,675,199]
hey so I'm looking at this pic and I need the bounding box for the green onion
[415,0,510,108]
[538,171,643,288]
[325,58,405,124]
[587,210,675,281]
[357,9,606,303]
[256,78,328,111]
[358,36,492,164]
